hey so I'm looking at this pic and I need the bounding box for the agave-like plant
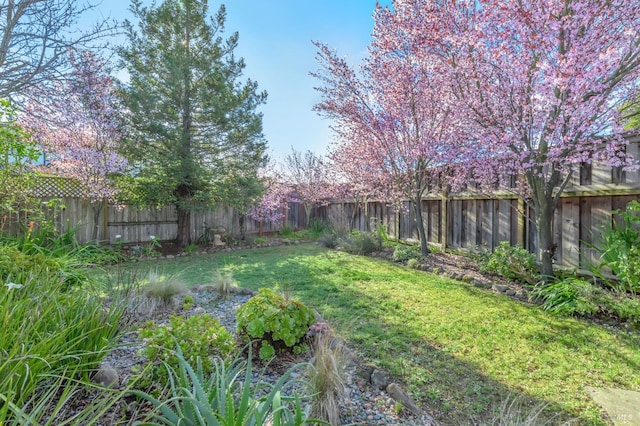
[131,345,326,426]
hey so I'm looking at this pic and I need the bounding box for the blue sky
[92,0,392,162]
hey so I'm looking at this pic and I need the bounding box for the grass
[93,244,640,424]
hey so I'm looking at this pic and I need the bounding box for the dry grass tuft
[491,394,570,426]
[142,270,188,306]
[212,270,237,298]
[307,333,347,425]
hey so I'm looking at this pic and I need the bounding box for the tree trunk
[91,201,103,243]
[304,203,312,229]
[414,195,429,256]
[176,200,191,248]
[535,195,555,279]
[527,169,565,282]
[239,213,246,241]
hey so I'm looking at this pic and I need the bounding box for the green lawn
[97,244,640,424]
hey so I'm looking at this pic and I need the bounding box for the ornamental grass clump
[306,334,347,425]
[236,288,316,361]
[212,270,237,299]
[0,268,124,418]
[143,270,188,306]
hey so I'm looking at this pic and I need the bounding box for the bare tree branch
[0,0,118,100]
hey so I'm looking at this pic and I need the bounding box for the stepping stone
[586,387,640,425]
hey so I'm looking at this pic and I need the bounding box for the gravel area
[66,287,436,425]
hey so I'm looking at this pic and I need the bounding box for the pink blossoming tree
[312,4,475,256]
[282,148,332,228]
[22,50,127,241]
[387,0,640,276]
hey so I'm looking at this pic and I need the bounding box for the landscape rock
[473,280,490,289]
[505,289,516,296]
[586,387,640,426]
[93,363,119,388]
[371,369,391,390]
[386,383,428,418]
[492,284,509,293]
[356,363,375,383]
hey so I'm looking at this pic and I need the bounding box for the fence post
[102,198,109,244]
[282,206,287,229]
[517,197,525,248]
[440,193,448,251]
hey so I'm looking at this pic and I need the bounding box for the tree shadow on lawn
[455,284,640,384]
[238,255,608,425]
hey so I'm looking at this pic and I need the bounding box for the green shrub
[532,277,599,316]
[132,345,315,426]
[393,244,422,262]
[318,232,340,249]
[255,236,268,245]
[609,297,640,323]
[407,258,420,269]
[182,294,194,310]
[594,200,640,293]
[309,218,330,239]
[138,314,235,390]
[480,242,538,285]
[339,231,382,255]
[0,244,88,290]
[236,288,316,361]
[185,243,199,253]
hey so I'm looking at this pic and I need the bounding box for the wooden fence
[3,134,640,269]
[315,133,640,270]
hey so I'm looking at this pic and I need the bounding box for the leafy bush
[480,242,538,285]
[407,258,420,269]
[609,297,640,323]
[339,231,382,255]
[532,277,599,316]
[132,345,315,426]
[594,200,640,293]
[182,294,194,310]
[393,244,422,262]
[533,276,640,325]
[236,288,316,361]
[280,225,295,238]
[138,314,235,391]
